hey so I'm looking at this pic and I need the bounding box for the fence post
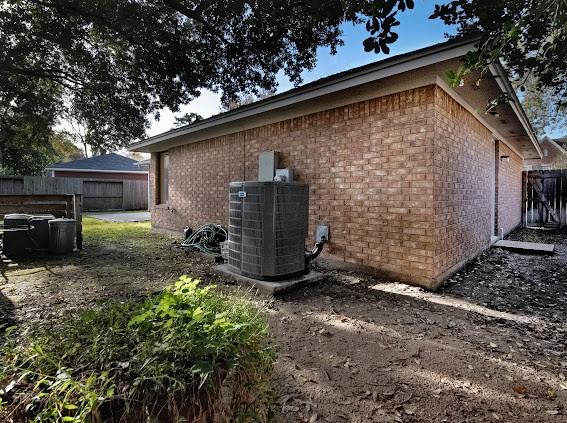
[74,194,83,250]
[121,181,126,210]
[562,170,567,227]
[522,171,527,227]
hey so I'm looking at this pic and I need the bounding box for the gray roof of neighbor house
[46,153,147,173]
[129,37,542,160]
[554,136,567,151]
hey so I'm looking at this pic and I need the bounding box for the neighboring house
[524,136,567,170]
[129,38,542,289]
[133,158,150,172]
[46,153,149,211]
[46,153,148,181]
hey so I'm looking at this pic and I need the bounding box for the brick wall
[152,86,439,285]
[243,88,437,283]
[150,84,525,287]
[432,88,495,281]
[496,141,523,235]
[151,134,244,231]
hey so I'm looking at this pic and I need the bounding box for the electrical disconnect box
[316,225,329,243]
[275,168,293,182]
[258,151,279,182]
[227,181,309,280]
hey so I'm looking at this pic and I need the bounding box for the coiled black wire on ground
[180,224,227,256]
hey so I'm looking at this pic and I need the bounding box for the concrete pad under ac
[213,264,325,295]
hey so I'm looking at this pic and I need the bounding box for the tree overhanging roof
[129,37,541,160]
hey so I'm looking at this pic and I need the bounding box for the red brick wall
[53,170,147,181]
[151,135,244,231]
[150,84,526,287]
[152,86,438,285]
[433,88,495,280]
[243,88,437,282]
[496,141,523,235]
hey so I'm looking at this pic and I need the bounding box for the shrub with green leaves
[0,277,275,422]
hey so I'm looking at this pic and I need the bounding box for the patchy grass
[81,217,177,253]
[0,277,275,422]
[82,217,153,244]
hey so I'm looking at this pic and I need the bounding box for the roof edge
[547,137,567,154]
[130,37,479,152]
[46,168,148,174]
[489,62,543,159]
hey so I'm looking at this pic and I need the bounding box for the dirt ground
[1,221,566,422]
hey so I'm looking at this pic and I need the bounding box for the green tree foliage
[0,129,83,175]
[0,76,63,175]
[0,0,414,153]
[520,76,567,138]
[66,111,116,158]
[0,72,81,174]
[173,112,203,128]
[429,1,567,102]
[0,135,56,176]
[3,0,565,156]
[50,131,84,162]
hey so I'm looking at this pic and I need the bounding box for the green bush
[0,277,275,422]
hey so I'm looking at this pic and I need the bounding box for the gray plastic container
[48,218,76,254]
[3,214,33,257]
[28,215,55,251]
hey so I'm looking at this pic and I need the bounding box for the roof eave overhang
[548,138,567,155]
[489,62,543,159]
[129,38,479,153]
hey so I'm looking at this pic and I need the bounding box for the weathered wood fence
[0,176,148,211]
[523,170,567,227]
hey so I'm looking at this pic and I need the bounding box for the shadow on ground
[270,274,566,422]
[269,227,567,422]
[1,225,566,422]
[0,235,217,322]
[0,287,15,332]
[442,227,567,323]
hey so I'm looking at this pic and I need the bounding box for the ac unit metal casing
[228,181,309,280]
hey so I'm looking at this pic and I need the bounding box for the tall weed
[0,277,274,422]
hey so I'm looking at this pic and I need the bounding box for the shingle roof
[129,37,480,152]
[47,153,146,172]
[554,136,567,151]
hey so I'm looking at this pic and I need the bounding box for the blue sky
[148,2,454,136]
[277,2,454,92]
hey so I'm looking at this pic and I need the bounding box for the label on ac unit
[238,191,247,198]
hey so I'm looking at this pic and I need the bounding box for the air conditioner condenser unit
[227,181,309,280]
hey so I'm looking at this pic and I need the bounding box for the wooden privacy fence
[0,176,82,196]
[0,176,148,211]
[523,169,567,227]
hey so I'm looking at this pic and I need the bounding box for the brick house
[525,136,567,170]
[129,39,542,289]
[46,153,150,211]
